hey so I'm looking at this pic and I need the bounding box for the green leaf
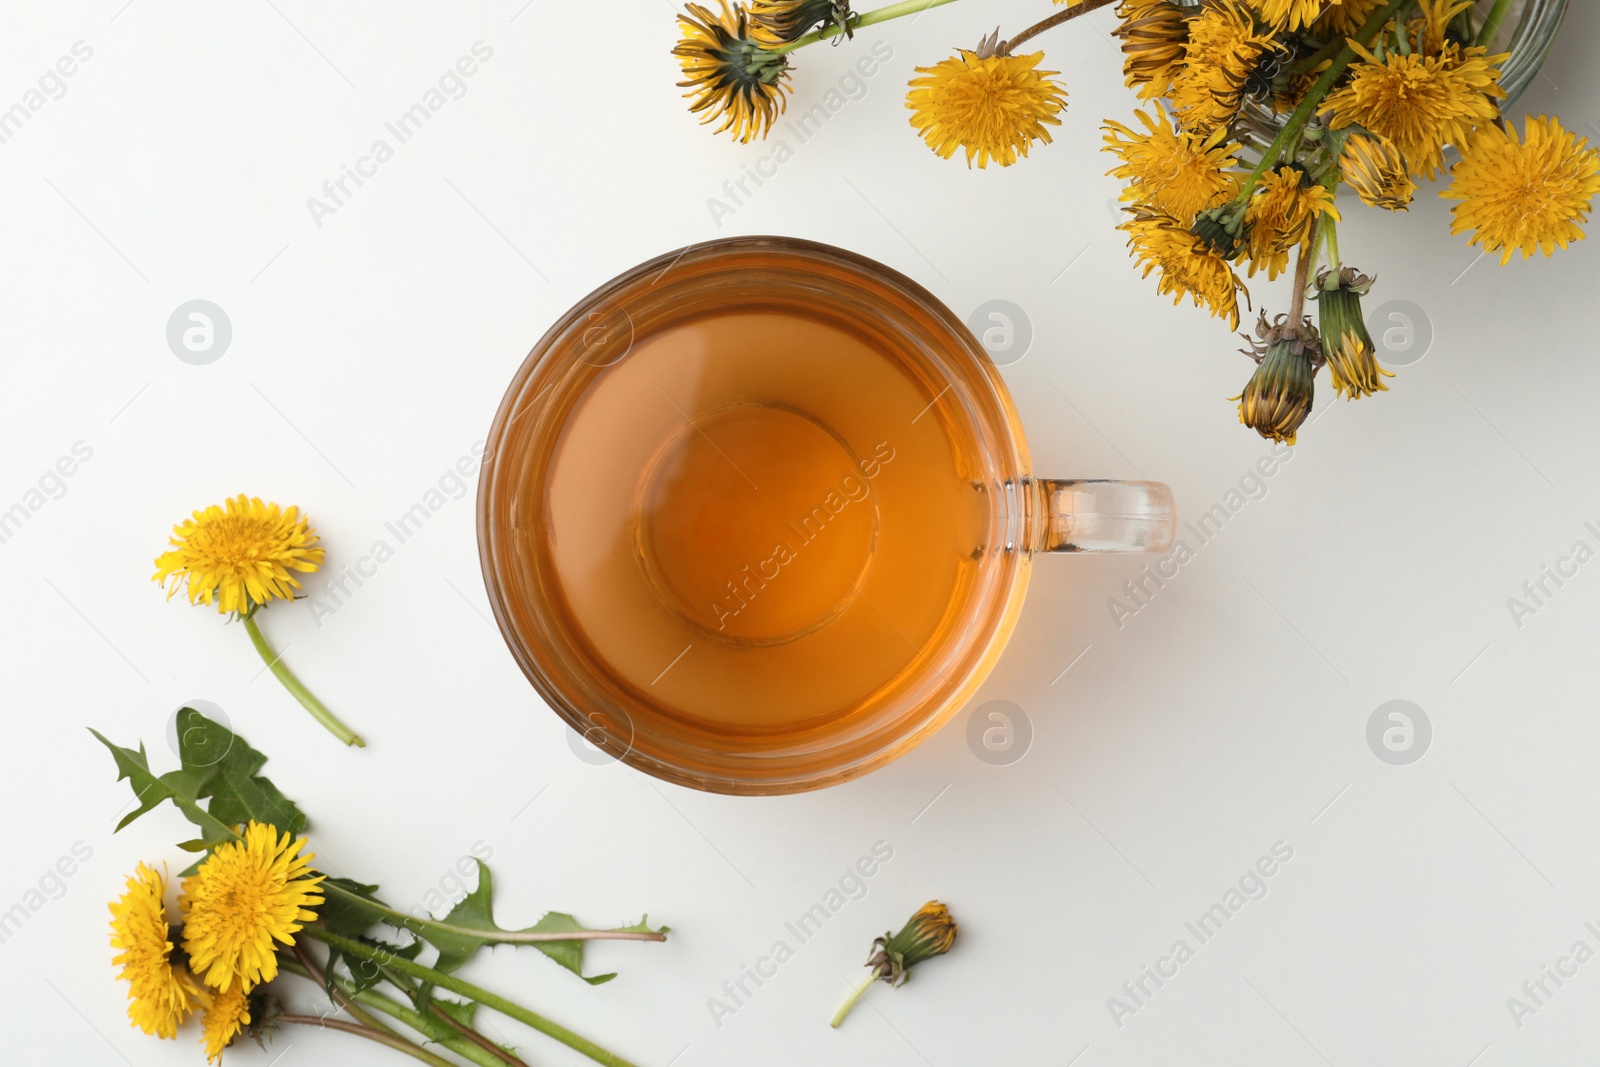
[426,859,667,984]
[427,995,475,1029]
[411,995,503,1049]
[90,730,232,846]
[522,912,667,986]
[176,706,307,834]
[320,877,389,939]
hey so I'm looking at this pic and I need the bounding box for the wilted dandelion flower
[1103,107,1241,221]
[1234,313,1321,444]
[1241,165,1339,279]
[1123,210,1250,329]
[1320,41,1505,180]
[1113,0,1188,101]
[1315,267,1392,399]
[1167,0,1278,135]
[748,0,853,44]
[831,901,959,1027]
[1314,0,1385,36]
[1248,0,1328,31]
[675,1,792,143]
[1339,132,1417,211]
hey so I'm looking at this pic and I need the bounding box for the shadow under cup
[478,238,1046,795]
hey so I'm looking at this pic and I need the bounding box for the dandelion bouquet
[670,0,1598,443]
[98,708,666,1066]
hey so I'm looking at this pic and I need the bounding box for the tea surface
[545,309,988,733]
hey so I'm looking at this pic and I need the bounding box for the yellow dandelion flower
[182,822,325,993]
[110,863,207,1039]
[1272,67,1321,114]
[1113,0,1188,100]
[675,1,791,143]
[1122,210,1250,330]
[153,495,323,616]
[1314,0,1384,36]
[1443,115,1600,264]
[1103,107,1241,220]
[906,48,1068,169]
[1241,166,1339,279]
[1248,0,1327,31]
[200,985,252,1064]
[1320,41,1505,180]
[1167,0,1279,136]
[1411,0,1471,55]
[1339,131,1417,210]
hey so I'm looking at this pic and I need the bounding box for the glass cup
[478,237,1174,795]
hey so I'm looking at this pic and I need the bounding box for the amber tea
[478,238,1172,794]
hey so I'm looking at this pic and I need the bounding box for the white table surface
[5,2,1600,1064]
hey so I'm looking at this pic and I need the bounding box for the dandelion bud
[830,901,958,1027]
[1233,312,1320,444]
[1339,132,1416,211]
[748,0,854,43]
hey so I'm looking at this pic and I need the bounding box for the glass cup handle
[1033,479,1175,553]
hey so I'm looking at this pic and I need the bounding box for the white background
[3,2,1599,1065]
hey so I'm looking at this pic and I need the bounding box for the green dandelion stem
[291,940,397,1038]
[242,611,365,747]
[1476,0,1515,47]
[276,1014,462,1067]
[301,927,641,1067]
[830,969,880,1028]
[1234,0,1414,203]
[279,957,508,1067]
[1319,169,1342,277]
